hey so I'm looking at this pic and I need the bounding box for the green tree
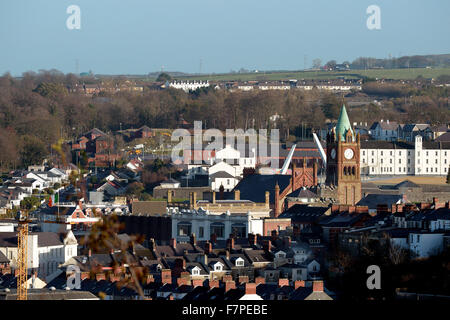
[21,197,41,210]
[156,73,172,82]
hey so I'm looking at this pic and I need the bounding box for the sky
[0,0,449,75]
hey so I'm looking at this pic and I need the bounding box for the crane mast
[17,211,29,300]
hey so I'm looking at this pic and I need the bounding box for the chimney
[313,280,324,292]
[248,233,257,246]
[88,249,92,257]
[245,283,257,295]
[80,272,90,281]
[271,230,278,242]
[96,273,106,281]
[255,277,265,285]
[192,279,204,287]
[265,191,270,208]
[149,238,156,252]
[284,236,291,248]
[226,237,235,251]
[263,240,272,252]
[294,280,305,290]
[223,275,233,282]
[225,281,236,292]
[170,238,176,249]
[146,274,154,284]
[234,190,240,200]
[204,241,212,255]
[209,279,219,289]
[190,233,197,246]
[212,191,216,204]
[278,278,289,288]
[177,277,190,287]
[167,190,172,203]
[239,276,249,284]
[274,182,280,217]
[175,258,186,270]
[161,269,172,284]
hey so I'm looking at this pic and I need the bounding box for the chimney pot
[245,283,257,295]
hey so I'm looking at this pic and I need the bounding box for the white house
[360,136,450,176]
[369,120,400,141]
[0,231,78,280]
[409,232,444,258]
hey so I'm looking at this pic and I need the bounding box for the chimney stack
[226,237,235,251]
[209,279,219,289]
[149,238,156,252]
[284,236,291,248]
[294,280,305,290]
[255,277,265,285]
[313,280,324,292]
[212,191,216,204]
[161,269,172,284]
[245,283,257,295]
[265,191,270,208]
[248,233,257,246]
[190,233,196,246]
[225,281,236,292]
[170,238,176,249]
[271,230,278,243]
[167,190,172,203]
[204,241,212,255]
[234,190,240,200]
[278,278,289,288]
[263,240,272,252]
[274,182,280,217]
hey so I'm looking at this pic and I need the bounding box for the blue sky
[0,0,449,75]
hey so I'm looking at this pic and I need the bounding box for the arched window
[231,223,246,238]
[344,167,348,176]
[352,167,356,175]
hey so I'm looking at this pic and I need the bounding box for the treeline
[350,54,450,69]
[0,70,449,170]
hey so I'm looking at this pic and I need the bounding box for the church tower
[325,105,362,205]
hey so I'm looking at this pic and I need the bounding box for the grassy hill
[173,67,450,82]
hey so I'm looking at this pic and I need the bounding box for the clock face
[330,148,336,159]
[344,148,354,160]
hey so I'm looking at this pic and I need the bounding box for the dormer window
[214,262,223,271]
[235,258,244,267]
[192,267,200,276]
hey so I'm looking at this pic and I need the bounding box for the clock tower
[325,105,362,205]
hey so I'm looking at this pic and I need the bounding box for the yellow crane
[17,210,30,300]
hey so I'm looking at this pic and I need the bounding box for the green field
[173,67,450,82]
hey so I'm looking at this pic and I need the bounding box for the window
[231,224,246,238]
[235,258,244,267]
[214,263,222,271]
[177,222,192,237]
[210,223,225,238]
[199,226,204,238]
[192,268,200,276]
[227,179,230,185]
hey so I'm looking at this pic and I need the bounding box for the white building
[0,231,78,280]
[360,136,450,176]
[169,81,210,92]
[170,207,264,243]
[409,232,444,258]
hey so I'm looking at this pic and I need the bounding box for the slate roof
[0,251,9,264]
[0,232,64,247]
[279,204,329,223]
[287,187,318,199]
[394,180,420,189]
[357,194,403,209]
[234,174,291,203]
[360,140,415,149]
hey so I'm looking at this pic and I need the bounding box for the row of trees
[0,71,448,170]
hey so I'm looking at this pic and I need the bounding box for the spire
[335,104,353,142]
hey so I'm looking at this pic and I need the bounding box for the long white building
[360,136,450,176]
